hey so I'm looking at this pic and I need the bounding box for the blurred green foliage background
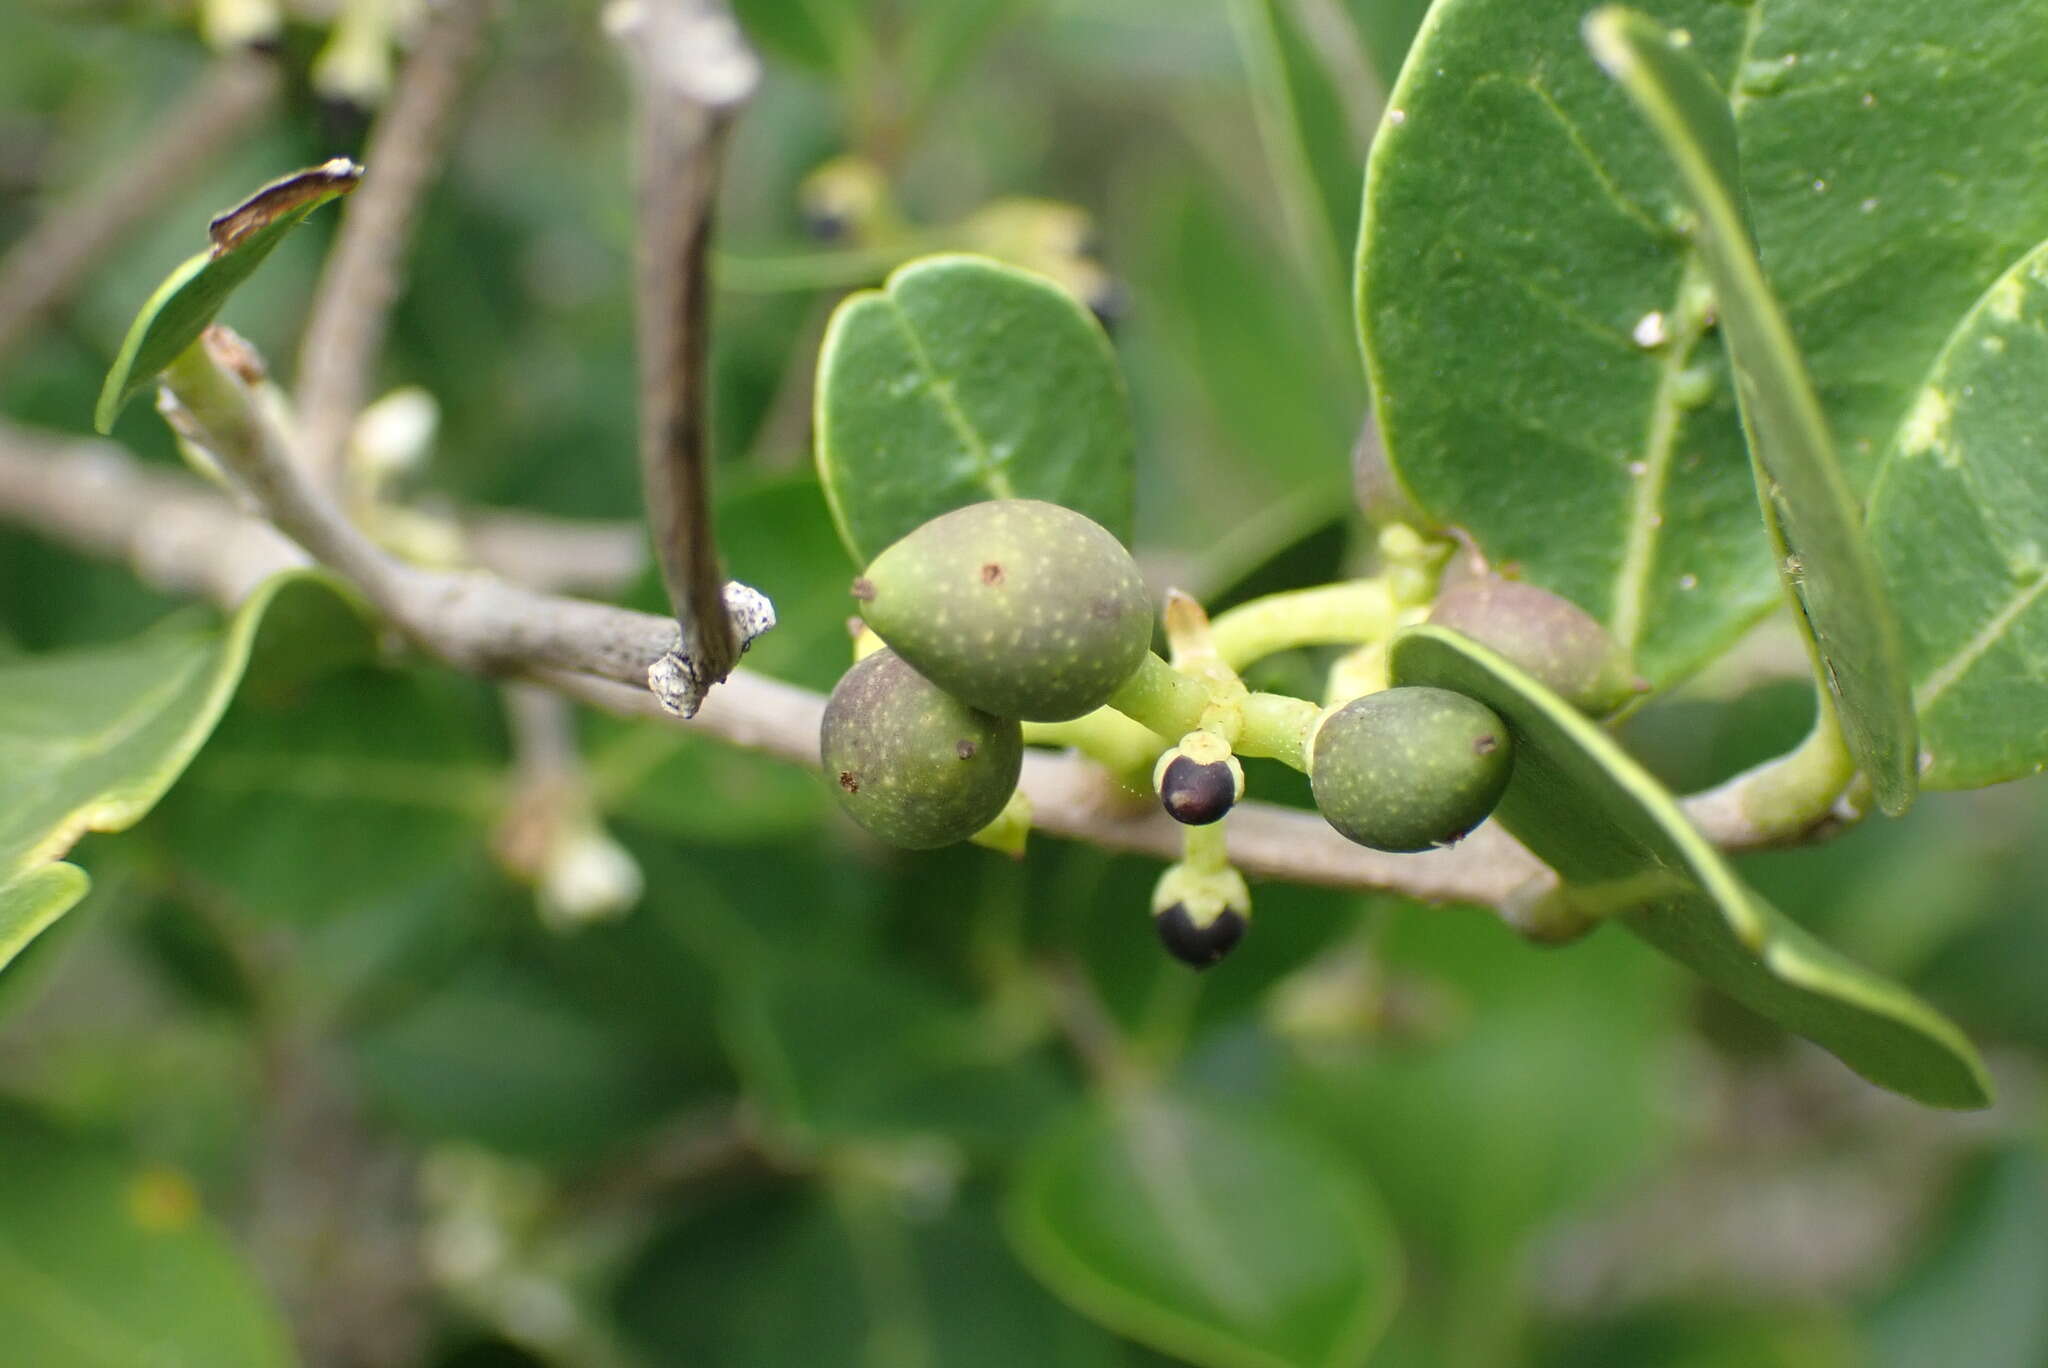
[1,2,2044,1365]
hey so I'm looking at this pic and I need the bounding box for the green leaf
[618,1186,1120,1368]
[0,1103,293,1367]
[157,667,502,923]
[1388,625,1988,1109]
[0,861,90,976]
[1282,913,1677,1308]
[1359,0,2048,690]
[1006,1089,1402,1368]
[815,254,1134,564]
[720,954,1067,1159]
[1229,0,1367,306]
[1130,186,1359,593]
[901,0,1028,115]
[1585,6,1914,814]
[1345,0,1431,88]
[0,572,371,973]
[1868,240,2048,788]
[729,0,875,74]
[354,961,675,1159]
[94,159,360,432]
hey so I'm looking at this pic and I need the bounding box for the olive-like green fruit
[820,649,1022,849]
[852,500,1152,722]
[1427,579,1638,717]
[1310,686,1512,853]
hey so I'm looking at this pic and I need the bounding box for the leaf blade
[1007,1090,1403,1368]
[1358,0,2048,702]
[0,1104,293,1367]
[1389,624,1989,1109]
[1585,4,1915,812]
[1868,239,2048,788]
[815,253,1134,564]
[94,160,360,432]
[0,572,372,973]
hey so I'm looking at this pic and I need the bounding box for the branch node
[647,579,777,717]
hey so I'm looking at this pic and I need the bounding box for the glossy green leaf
[0,572,370,973]
[94,161,359,432]
[815,254,1134,564]
[1388,625,1988,1108]
[1359,0,2048,691]
[1007,1089,1402,1368]
[0,1103,293,1366]
[1586,6,1914,814]
[1868,241,2048,788]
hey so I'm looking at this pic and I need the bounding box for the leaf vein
[883,300,1019,499]
[1914,570,2048,713]
[1611,5,1769,650]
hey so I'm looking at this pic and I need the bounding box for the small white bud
[538,821,642,930]
[351,386,439,478]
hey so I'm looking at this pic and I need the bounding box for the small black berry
[1159,753,1238,825]
[1155,902,1247,969]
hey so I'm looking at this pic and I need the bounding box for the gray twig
[609,0,766,718]
[0,53,279,367]
[0,407,1834,906]
[293,0,493,487]
[0,411,1543,907]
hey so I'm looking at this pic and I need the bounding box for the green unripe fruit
[1427,579,1639,717]
[1310,686,1512,853]
[820,649,1023,849]
[852,499,1153,722]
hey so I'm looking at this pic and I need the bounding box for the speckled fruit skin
[1310,686,1512,853]
[852,499,1152,722]
[820,649,1023,849]
[1427,580,1636,717]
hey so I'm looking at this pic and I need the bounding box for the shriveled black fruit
[1311,686,1512,853]
[820,649,1022,849]
[1156,902,1247,968]
[853,499,1152,722]
[1153,732,1244,825]
[1427,579,1638,717]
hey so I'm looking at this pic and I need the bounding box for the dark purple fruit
[1155,901,1247,969]
[1153,734,1244,826]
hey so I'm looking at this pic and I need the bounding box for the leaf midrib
[884,298,1019,500]
[1116,1099,1268,1324]
[1607,1,1767,653]
[0,645,214,873]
